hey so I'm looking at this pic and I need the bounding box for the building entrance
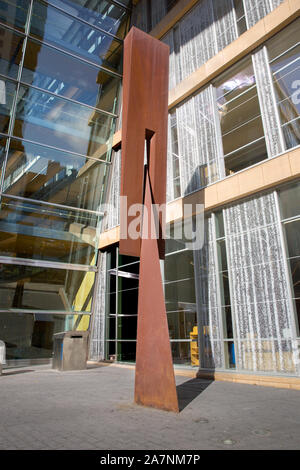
[104,244,198,366]
[106,249,139,362]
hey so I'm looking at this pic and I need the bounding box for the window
[215,57,268,175]
[169,111,181,199]
[279,182,300,336]
[214,211,235,369]
[267,19,300,150]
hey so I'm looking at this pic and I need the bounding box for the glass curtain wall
[132,0,284,90]
[133,0,284,37]
[167,19,300,200]
[278,183,300,339]
[0,0,130,361]
[104,232,197,366]
[101,183,300,373]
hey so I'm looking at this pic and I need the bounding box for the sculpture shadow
[176,378,213,412]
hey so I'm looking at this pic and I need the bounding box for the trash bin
[0,340,5,376]
[52,331,89,371]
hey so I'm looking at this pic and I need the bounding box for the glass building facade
[1,0,299,378]
[0,0,130,361]
[97,0,300,376]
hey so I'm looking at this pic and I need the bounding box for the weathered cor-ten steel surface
[120,26,169,259]
[134,168,179,412]
[119,27,179,412]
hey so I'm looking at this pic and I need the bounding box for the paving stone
[0,365,299,450]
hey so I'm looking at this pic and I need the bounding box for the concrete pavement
[0,364,299,450]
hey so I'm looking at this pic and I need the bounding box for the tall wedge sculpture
[119,27,179,412]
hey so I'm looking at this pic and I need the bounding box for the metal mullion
[111,339,135,342]
[0,138,11,202]
[26,33,123,79]
[0,256,97,272]
[273,60,300,84]
[110,285,139,296]
[16,84,118,125]
[219,82,257,107]
[109,0,132,12]
[38,0,123,43]
[242,0,249,30]
[222,114,263,138]
[0,0,34,196]
[221,90,259,120]
[1,133,112,164]
[288,255,300,262]
[117,259,140,270]
[223,135,265,159]
[2,193,104,216]
[283,215,300,224]
[18,80,118,119]
[108,268,139,279]
[170,339,192,343]
[165,247,189,257]
[231,0,239,40]
[282,116,300,127]
[0,20,27,36]
[0,308,91,315]
[270,41,300,65]
[116,314,138,317]
[277,87,300,107]
[164,276,195,285]
[46,0,132,13]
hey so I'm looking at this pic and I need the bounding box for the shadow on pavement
[176,378,213,412]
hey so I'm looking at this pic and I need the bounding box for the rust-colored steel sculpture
[119,27,179,412]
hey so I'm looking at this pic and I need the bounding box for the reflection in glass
[3,138,109,212]
[284,220,300,259]
[22,38,120,112]
[0,79,17,135]
[167,311,197,340]
[224,137,267,174]
[171,341,191,365]
[217,239,227,271]
[289,257,300,300]
[30,0,123,73]
[220,271,231,306]
[234,0,247,36]
[170,110,181,198]
[295,299,300,337]
[222,306,233,339]
[268,19,300,149]
[0,311,90,360]
[116,315,137,341]
[0,27,24,79]
[224,341,236,368]
[105,247,198,365]
[0,136,7,183]
[0,263,95,312]
[117,276,138,315]
[0,196,100,265]
[0,0,29,31]
[215,58,267,174]
[13,85,115,158]
[279,182,300,220]
[49,0,130,40]
[117,341,136,362]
